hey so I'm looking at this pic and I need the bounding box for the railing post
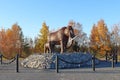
[16,54,19,73]
[0,54,2,64]
[92,55,95,71]
[56,55,59,73]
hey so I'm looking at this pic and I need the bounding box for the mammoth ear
[64,28,69,35]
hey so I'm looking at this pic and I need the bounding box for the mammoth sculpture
[44,42,50,53]
[44,25,76,53]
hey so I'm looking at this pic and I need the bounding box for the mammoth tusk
[68,35,79,42]
[71,35,79,40]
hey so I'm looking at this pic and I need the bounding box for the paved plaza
[0,60,120,80]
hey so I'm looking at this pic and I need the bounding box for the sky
[0,0,120,39]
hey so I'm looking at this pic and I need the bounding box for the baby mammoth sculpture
[44,42,50,53]
[44,25,75,53]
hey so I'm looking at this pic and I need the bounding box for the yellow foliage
[0,23,23,59]
[90,19,111,55]
[35,22,49,53]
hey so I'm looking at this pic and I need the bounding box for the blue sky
[0,0,120,39]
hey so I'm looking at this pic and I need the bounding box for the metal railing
[56,55,96,73]
[0,54,19,73]
[56,54,117,73]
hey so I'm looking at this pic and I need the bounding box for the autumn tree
[0,23,24,59]
[97,20,111,54]
[11,24,24,55]
[0,29,8,57]
[35,22,49,53]
[110,24,120,55]
[21,37,33,57]
[111,24,120,45]
[90,24,100,54]
[90,19,111,56]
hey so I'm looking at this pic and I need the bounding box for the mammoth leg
[63,41,67,52]
[60,40,64,53]
[49,42,55,53]
[49,43,52,53]
[47,48,50,53]
[47,47,50,53]
[47,43,50,53]
[45,47,49,53]
[44,45,47,53]
[49,44,52,53]
[44,47,48,53]
[46,48,48,53]
[44,43,50,53]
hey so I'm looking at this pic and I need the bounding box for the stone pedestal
[21,53,99,69]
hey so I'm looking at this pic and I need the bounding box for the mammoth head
[66,26,75,38]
